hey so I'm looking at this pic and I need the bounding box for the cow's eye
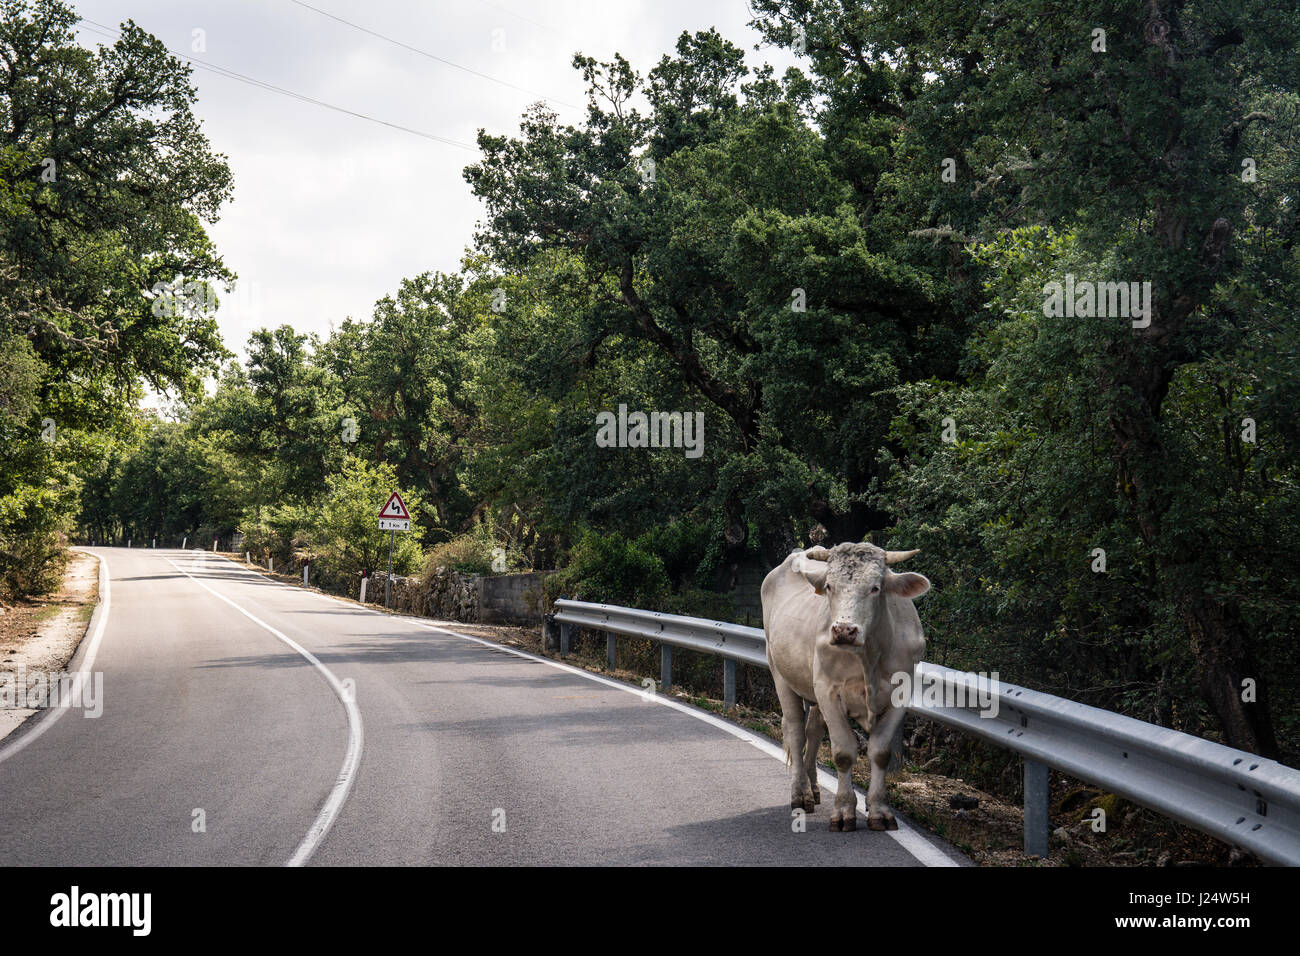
[871,585,880,593]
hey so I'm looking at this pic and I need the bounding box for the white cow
[762,543,929,831]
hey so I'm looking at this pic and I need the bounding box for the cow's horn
[805,546,831,561]
[885,549,920,564]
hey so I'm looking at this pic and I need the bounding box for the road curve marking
[163,556,363,868]
[198,553,960,867]
[0,549,112,764]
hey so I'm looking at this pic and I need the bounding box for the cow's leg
[803,704,825,806]
[815,691,859,832]
[865,704,904,831]
[773,673,814,812]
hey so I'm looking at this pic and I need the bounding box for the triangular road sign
[379,492,411,520]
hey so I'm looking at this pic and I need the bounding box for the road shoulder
[0,550,100,743]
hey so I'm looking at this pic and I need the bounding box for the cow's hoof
[829,810,856,832]
[867,813,898,831]
[792,795,816,813]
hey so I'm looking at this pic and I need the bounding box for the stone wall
[362,568,551,626]
[421,567,481,620]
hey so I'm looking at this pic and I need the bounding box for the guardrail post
[724,660,737,710]
[560,622,571,657]
[606,632,616,671]
[661,644,672,692]
[1023,759,1050,858]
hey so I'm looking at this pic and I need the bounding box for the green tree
[306,456,424,585]
[0,0,234,423]
[464,30,962,570]
[751,0,1300,755]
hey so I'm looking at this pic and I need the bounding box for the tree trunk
[1180,591,1278,757]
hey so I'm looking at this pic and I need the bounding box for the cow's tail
[783,743,793,769]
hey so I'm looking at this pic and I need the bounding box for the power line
[473,0,572,43]
[77,18,480,151]
[286,0,582,113]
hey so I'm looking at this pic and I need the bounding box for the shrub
[0,527,66,602]
[424,517,527,577]
[634,517,711,587]
[661,586,737,623]
[544,529,670,608]
[236,504,308,565]
[0,481,71,603]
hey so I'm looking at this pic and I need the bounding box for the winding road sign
[378,492,410,531]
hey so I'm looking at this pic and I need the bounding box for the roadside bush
[0,481,72,603]
[661,585,737,623]
[0,525,66,603]
[0,489,68,600]
[236,504,307,565]
[424,517,526,577]
[635,518,710,588]
[544,529,670,608]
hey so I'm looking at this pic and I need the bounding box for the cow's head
[791,543,929,647]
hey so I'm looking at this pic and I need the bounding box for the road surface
[0,547,968,866]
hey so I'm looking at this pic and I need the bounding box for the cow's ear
[885,570,930,600]
[792,554,829,595]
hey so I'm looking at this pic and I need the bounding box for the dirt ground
[0,550,99,741]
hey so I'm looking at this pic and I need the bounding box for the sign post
[386,533,394,607]
[378,492,412,609]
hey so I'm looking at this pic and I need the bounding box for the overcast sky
[69,1,797,378]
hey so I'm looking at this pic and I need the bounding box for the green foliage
[238,504,310,565]
[307,457,424,586]
[423,518,526,576]
[0,0,234,426]
[544,530,671,608]
[0,1,233,597]
[0,477,69,602]
[633,518,711,588]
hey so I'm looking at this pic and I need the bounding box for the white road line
[199,553,959,867]
[163,555,363,868]
[0,549,111,763]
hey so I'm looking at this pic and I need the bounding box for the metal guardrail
[552,600,765,705]
[553,598,1300,865]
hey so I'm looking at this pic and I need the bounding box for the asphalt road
[0,547,969,866]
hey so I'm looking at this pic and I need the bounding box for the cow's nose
[830,622,859,645]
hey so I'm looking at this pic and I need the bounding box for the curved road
[0,548,968,866]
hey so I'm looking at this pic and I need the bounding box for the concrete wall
[726,562,770,626]
[479,571,553,625]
